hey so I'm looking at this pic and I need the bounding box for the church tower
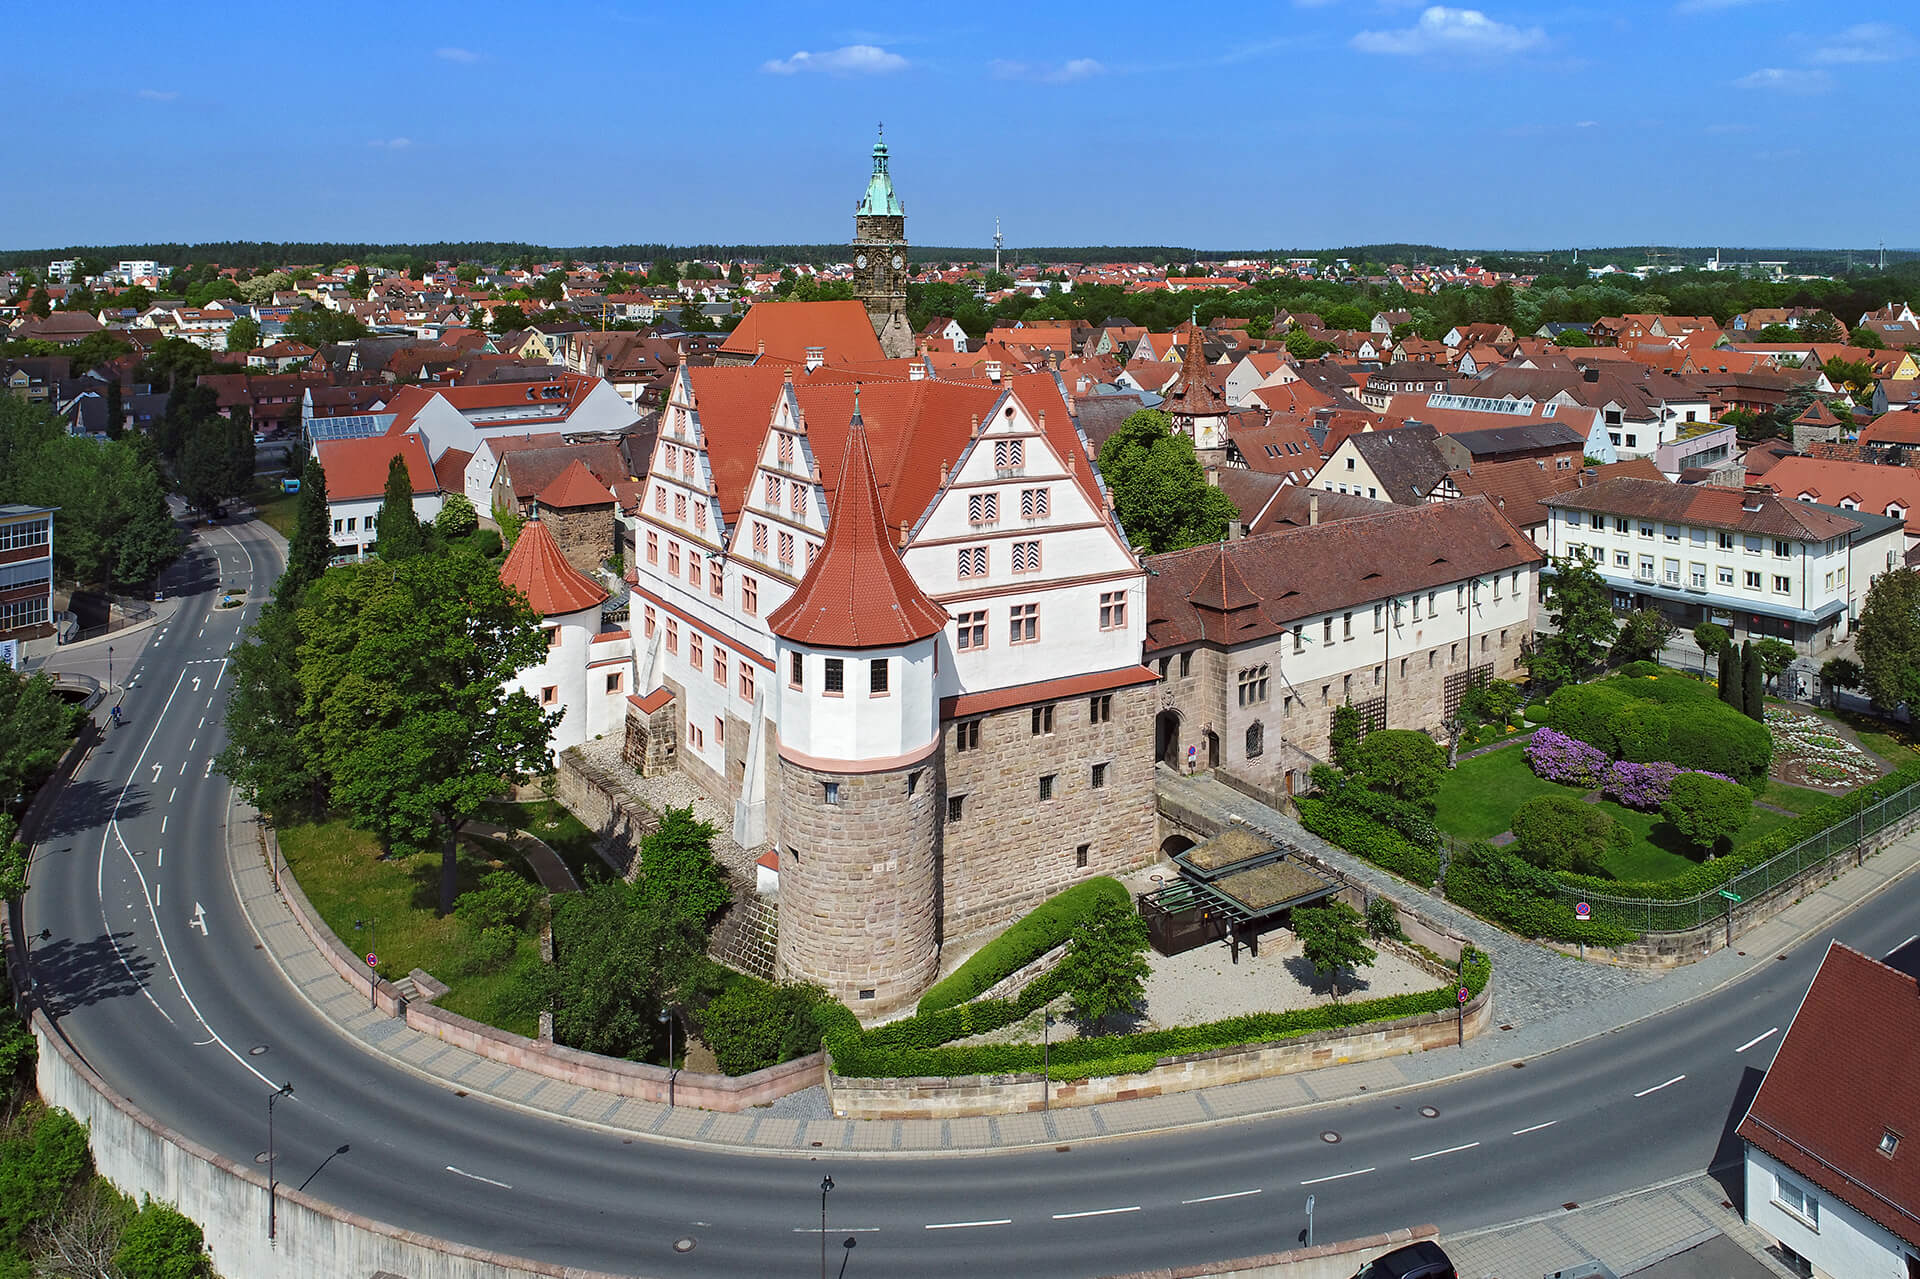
[853,128,914,359]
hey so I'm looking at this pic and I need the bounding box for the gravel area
[759,1084,834,1119]
[955,932,1440,1047]
[1160,769,1658,1032]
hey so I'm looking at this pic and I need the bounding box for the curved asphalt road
[20,516,1918,1278]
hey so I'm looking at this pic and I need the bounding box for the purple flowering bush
[1601,761,1735,810]
[1524,728,1609,788]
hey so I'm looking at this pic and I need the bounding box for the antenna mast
[994,218,1003,277]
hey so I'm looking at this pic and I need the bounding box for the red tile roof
[1738,942,1920,1250]
[1861,413,1920,447]
[1545,476,1864,541]
[431,446,472,497]
[499,518,607,616]
[719,300,885,365]
[313,433,438,502]
[539,458,615,508]
[940,665,1157,718]
[765,407,949,649]
[1759,456,1920,519]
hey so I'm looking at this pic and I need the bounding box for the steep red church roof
[766,400,949,649]
[1165,326,1229,418]
[499,518,608,616]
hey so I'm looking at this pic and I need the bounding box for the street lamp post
[353,920,375,1009]
[267,1082,293,1242]
[1042,1010,1056,1112]
[106,644,112,692]
[819,1174,834,1279]
[657,1005,678,1108]
[1306,1193,1315,1248]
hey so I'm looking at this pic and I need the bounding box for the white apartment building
[1541,477,1905,652]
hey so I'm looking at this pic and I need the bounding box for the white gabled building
[622,362,1158,1013]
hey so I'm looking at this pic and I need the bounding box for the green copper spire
[856,124,904,217]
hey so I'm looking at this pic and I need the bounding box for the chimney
[1077,376,1091,394]
[805,345,824,372]
[782,367,793,385]
[939,459,949,483]
[985,359,1002,382]
[1206,464,1219,487]
[1309,492,1321,525]
[756,339,765,357]
[1038,410,1047,430]
[970,413,981,436]
[908,361,926,381]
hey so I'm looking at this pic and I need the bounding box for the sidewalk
[228,761,1920,1160]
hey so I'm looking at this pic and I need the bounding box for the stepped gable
[499,517,608,616]
[766,396,948,649]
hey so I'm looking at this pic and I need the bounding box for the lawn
[1435,743,1794,885]
[276,820,543,1036]
[476,797,618,885]
[247,480,301,541]
[1755,779,1832,815]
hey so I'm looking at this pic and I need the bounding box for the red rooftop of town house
[312,433,437,501]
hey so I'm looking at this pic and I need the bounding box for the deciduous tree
[1662,772,1752,858]
[1509,794,1628,875]
[1613,607,1675,664]
[1293,900,1377,1000]
[1352,728,1446,809]
[1856,567,1920,711]
[1525,555,1617,693]
[1055,897,1151,1032]
[1093,409,1238,553]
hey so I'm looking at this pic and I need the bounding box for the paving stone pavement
[1157,768,1657,1033]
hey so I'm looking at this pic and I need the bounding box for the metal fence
[1553,777,1920,934]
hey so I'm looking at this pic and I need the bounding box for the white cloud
[368,137,413,149]
[136,88,177,102]
[1810,23,1917,65]
[1575,119,1599,128]
[1352,7,1546,57]
[761,44,907,75]
[435,46,482,63]
[1733,67,1830,93]
[990,57,1105,83]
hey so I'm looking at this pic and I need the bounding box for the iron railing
[1552,777,1920,933]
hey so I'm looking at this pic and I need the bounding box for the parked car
[1354,1241,1457,1279]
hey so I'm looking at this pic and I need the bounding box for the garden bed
[1766,706,1886,790]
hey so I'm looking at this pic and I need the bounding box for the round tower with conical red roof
[765,396,948,1013]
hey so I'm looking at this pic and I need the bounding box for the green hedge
[916,877,1130,1013]
[1546,671,1771,785]
[824,952,1492,1081]
[1556,761,1920,902]
[1294,796,1441,884]
[1444,843,1639,945]
[1523,704,1551,724]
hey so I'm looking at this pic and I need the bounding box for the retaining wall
[1099,1225,1440,1279]
[259,818,820,1112]
[34,1016,634,1279]
[825,983,1492,1119]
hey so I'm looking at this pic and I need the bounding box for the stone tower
[853,128,914,359]
[766,393,949,1014]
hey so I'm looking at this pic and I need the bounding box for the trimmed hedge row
[1294,796,1441,885]
[1445,842,1640,946]
[1556,760,1920,902]
[916,877,1131,1013]
[823,952,1492,1082]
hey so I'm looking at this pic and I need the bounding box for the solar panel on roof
[307,414,388,441]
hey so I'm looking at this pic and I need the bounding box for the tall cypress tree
[1741,639,1765,720]
[374,454,427,561]
[103,380,123,440]
[1717,644,1736,707]
[278,455,333,601]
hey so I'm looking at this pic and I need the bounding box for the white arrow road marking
[192,676,201,692]
[150,764,163,784]
[203,761,212,778]
[189,903,208,936]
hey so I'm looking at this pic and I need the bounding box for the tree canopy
[1526,555,1617,693]
[1092,409,1238,553]
[1856,567,1920,711]
[0,398,178,587]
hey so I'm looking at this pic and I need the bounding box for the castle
[618,136,1158,1014]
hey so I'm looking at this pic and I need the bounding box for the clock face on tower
[856,253,868,269]
[892,253,904,269]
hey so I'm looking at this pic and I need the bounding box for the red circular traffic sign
[365,953,378,968]
[1457,987,1470,1004]
[1575,902,1591,919]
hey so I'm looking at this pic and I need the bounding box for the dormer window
[1881,1129,1901,1156]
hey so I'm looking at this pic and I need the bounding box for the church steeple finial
[857,127,903,216]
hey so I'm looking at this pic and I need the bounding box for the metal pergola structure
[1141,827,1340,962]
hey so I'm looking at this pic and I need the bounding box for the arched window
[1245,721,1264,759]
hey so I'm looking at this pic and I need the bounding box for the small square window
[1032,705,1054,736]
[1039,773,1056,801]
[955,720,981,751]
[858,988,875,1001]
[1881,1129,1901,1156]
[1075,843,1090,868]
[823,781,841,805]
[1089,694,1112,724]
[540,685,558,705]
[605,672,622,694]
[1091,762,1108,789]
[869,659,889,696]
[824,657,844,694]
[947,794,965,823]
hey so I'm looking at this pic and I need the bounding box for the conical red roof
[766,404,949,649]
[1167,331,1228,417]
[539,458,615,508]
[499,518,608,617]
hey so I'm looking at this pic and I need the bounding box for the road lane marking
[444,1165,511,1189]
[197,717,204,730]
[1634,1075,1686,1097]
[1183,1189,1261,1204]
[1735,1028,1778,1054]
[213,657,228,691]
[156,848,162,866]
[203,761,212,777]
[793,1227,882,1234]
[168,787,176,804]
[925,1219,1013,1230]
[187,738,196,752]
[160,816,167,834]
[1409,1142,1481,1162]
[1052,1206,1140,1220]
[178,761,186,775]
[1512,1121,1558,1135]
[153,883,160,908]
[1301,1168,1375,1185]
[190,903,208,936]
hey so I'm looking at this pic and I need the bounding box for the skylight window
[1881,1129,1901,1157]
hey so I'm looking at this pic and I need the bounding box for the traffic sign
[365,952,378,968]
[1457,987,1470,1004]
[1574,901,1591,920]
[1718,890,1742,903]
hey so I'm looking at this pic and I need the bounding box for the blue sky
[2,1,1909,253]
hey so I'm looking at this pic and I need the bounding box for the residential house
[1143,498,1542,794]
[1539,478,1904,652]
[1310,422,1451,504]
[1759,456,1920,550]
[313,433,443,560]
[0,505,56,644]
[716,300,886,367]
[1739,942,1920,1279]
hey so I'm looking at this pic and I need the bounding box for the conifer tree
[374,455,427,560]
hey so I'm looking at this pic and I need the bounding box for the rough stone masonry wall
[938,680,1157,942]
[537,500,615,578]
[775,754,939,1015]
